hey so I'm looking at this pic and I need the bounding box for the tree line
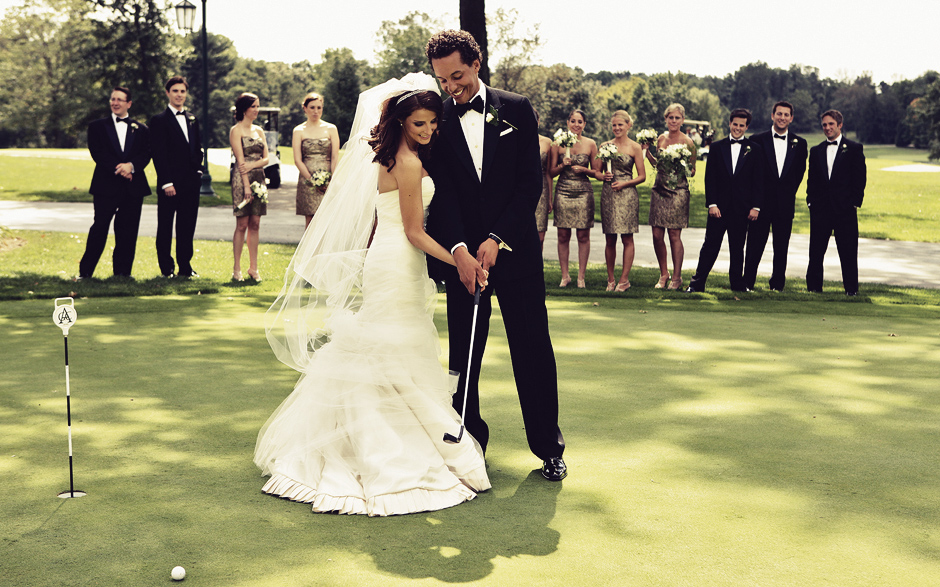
[2,2,938,160]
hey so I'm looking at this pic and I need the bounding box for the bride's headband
[396,89,426,105]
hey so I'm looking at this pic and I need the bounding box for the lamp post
[174,0,215,197]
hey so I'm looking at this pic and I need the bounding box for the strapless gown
[553,152,594,229]
[231,135,267,217]
[535,150,551,232]
[296,137,332,216]
[254,175,490,516]
[600,152,639,234]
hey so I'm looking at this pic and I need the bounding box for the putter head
[442,427,465,444]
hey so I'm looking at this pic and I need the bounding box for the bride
[254,73,491,516]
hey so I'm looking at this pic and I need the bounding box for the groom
[425,30,567,481]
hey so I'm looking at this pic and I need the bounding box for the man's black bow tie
[827,140,839,145]
[773,133,786,139]
[176,110,186,116]
[455,95,484,117]
[115,117,128,123]
[730,138,744,144]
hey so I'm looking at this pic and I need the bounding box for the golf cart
[684,119,713,160]
[230,106,282,188]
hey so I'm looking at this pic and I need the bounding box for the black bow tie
[454,95,484,117]
[827,140,839,146]
[176,110,186,116]
[730,138,744,144]
[115,117,128,123]
[773,133,786,140]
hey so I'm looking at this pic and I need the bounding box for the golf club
[443,281,482,444]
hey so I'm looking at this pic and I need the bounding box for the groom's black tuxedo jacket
[427,86,543,281]
[148,107,203,195]
[87,116,151,198]
[704,136,765,213]
[806,137,866,215]
[749,130,807,219]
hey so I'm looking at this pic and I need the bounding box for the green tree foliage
[318,48,371,143]
[489,8,542,95]
[373,11,440,82]
[179,32,238,148]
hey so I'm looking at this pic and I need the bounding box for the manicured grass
[3,229,939,308]
[0,153,232,206]
[2,288,939,586]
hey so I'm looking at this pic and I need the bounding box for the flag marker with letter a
[54,297,86,499]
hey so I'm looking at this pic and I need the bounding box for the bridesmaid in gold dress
[645,103,697,290]
[593,110,646,291]
[550,109,598,288]
[230,92,270,282]
[293,92,340,227]
[535,110,553,251]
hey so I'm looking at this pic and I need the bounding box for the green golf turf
[2,293,939,586]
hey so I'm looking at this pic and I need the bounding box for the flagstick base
[57,490,87,499]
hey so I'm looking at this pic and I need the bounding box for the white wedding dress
[254,176,490,516]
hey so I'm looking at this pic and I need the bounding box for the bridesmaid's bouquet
[306,170,331,190]
[553,128,578,159]
[657,143,693,191]
[596,142,621,174]
[635,128,659,146]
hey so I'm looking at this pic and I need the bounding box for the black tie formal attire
[79,114,152,278]
[427,85,565,461]
[805,136,866,294]
[743,129,807,290]
[689,136,765,292]
[149,107,203,276]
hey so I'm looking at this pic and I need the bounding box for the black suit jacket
[88,116,151,198]
[427,86,543,280]
[749,129,807,219]
[703,137,765,214]
[806,137,866,214]
[148,107,203,195]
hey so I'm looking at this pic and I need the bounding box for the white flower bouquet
[553,128,578,158]
[596,142,621,174]
[635,128,659,146]
[306,170,331,189]
[657,143,693,191]
[238,180,269,209]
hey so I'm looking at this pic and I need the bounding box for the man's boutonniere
[187,115,196,123]
[485,104,517,130]
[841,142,848,151]
[743,145,752,156]
[129,122,138,132]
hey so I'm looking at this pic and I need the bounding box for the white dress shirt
[171,104,190,143]
[730,139,742,172]
[826,134,841,178]
[771,127,787,177]
[112,113,128,151]
[459,83,487,181]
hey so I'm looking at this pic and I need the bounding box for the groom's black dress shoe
[541,457,567,481]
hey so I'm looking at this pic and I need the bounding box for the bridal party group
[78,75,865,297]
[539,101,866,296]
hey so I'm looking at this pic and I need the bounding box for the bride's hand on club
[455,247,486,294]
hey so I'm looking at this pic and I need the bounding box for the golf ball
[171,566,186,581]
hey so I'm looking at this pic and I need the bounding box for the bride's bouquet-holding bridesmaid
[293,92,340,228]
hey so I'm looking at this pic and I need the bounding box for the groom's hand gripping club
[455,246,488,295]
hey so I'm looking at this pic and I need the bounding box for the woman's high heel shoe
[654,274,670,289]
[577,277,586,289]
[247,270,262,282]
[559,277,571,287]
[667,277,683,290]
[615,280,631,292]
[606,281,616,292]
[232,270,244,282]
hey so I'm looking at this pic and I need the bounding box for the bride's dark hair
[369,90,443,171]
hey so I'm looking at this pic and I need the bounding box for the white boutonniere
[187,115,196,123]
[485,104,517,130]
[841,142,848,151]
[743,145,752,156]
[129,122,138,131]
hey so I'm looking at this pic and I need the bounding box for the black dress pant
[156,190,200,276]
[79,194,143,277]
[445,270,564,461]
[690,213,748,291]
[806,206,858,294]
[744,211,793,290]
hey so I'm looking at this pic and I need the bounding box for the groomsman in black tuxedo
[743,101,807,291]
[806,109,867,295]
[425,30,567,481]
[688,108,765,292]
[78,86,151,279]
[149,75,204,278]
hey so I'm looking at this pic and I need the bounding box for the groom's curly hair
[369,91,443,171]
[425,30,482,67]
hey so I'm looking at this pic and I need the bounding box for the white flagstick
[53,298,86,499]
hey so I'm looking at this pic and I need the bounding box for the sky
[2,0,937,84]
